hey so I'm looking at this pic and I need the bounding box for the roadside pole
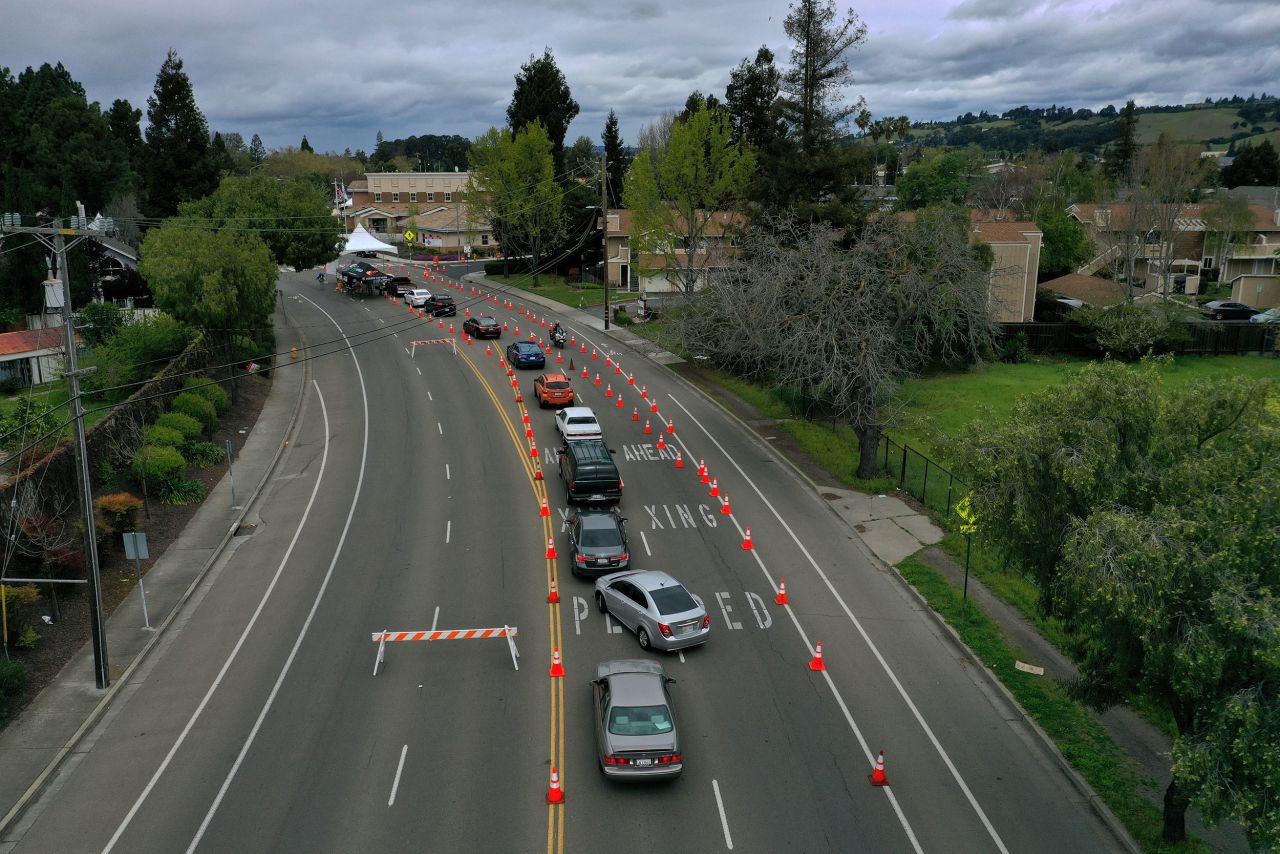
[601,150,610,331]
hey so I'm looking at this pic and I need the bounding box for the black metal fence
[998,321,1276,356]
[878,434,967,521]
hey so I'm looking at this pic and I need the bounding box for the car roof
[611,569,680,593]
[473,315,498,323]
[580,512,621,529]
[560,406,596,418]
[606,671,669,706]
[541,372,569,381]
[411,288,431,294]
[512,340,539,350]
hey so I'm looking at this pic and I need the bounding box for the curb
[0,308,311,835]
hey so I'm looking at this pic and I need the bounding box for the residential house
[340,172,496,256]
[1039,272,1152,307]
[0,327,66,387]
[600,209,745,296]
[1068,201,1280,307]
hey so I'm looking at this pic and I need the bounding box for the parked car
[1249,306,1280,324]
[429,293,457,316]
[463,316,502,339]
[408,289,432,308]
[555,406,602,440]
[568,509,628,577]
[1202,300,1259,321]
[505,340,545,369]
[534,372,575,408]
[559,439,621,505]
[387,275,415,297]
[591,659,682,779]
[595,570,709,651]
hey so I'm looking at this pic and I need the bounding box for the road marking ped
[431,606,440,631]
[668,392,996,854]
[745,592,772,629]
[639,531,652,557]
[572,597,588,635]
[437,422,443,435]
[182,298,373,854]
[387,745,408,807]
[445,521,451,543]
[445,464,451,480]
[712,779,733,850]
[714,592,742,630]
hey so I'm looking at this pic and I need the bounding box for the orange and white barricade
[371,625,519,674]
[409,339,456,358]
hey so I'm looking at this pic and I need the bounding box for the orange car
[534,372,575,408]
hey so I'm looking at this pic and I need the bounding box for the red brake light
[702,615,711,629]
[618,554,628,562]
[658,754,682,764]
[570,481,576,491]
[658,622,673,638]
[605,755,631,765]
[575,554,586,564]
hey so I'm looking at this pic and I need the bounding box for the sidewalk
[467,271,1248,852]
[0,309,306,838]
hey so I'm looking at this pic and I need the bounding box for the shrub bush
[171,392,216,432]
[1000,331,1030,363]
[131,444,186,490]
[184,377,229,414]
[1076,304,1170,361]
[79,302,126,347]
[185,441,223,468]
[155,411,202,441]
[94,492,144,534]
[161,477,207,505]
[144,424,185,447]
[0,659,28,718]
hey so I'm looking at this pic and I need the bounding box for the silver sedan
[591,659,682,779]
[594,570,710,651]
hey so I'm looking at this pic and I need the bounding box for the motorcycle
[550,327,567,349]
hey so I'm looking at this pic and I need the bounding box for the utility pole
[601,150,610,331]
[0,213,111,689]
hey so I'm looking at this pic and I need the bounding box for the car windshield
[649,585,698,615]
[567,417,597,426]
[580,521,621,547]
[545,381,570,389]
[477,318,497,326]
[608,704,673,736]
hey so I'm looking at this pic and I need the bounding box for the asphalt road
[6,262,1125,853]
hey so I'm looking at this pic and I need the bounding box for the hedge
[184,377,229,414]
[155,411,203,442]
[144,424,185,448]
[131,445,186,490]
[171,392,217,432]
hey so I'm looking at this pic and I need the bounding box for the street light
[585,206,609,330]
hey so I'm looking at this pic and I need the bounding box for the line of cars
[1202,299,1280,322]
[504,329,706,779]
[338,262,457,315]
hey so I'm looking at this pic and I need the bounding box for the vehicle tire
[637,627,651,650]
[595,592,608,614]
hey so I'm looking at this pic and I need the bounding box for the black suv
[558,439,622,505]
[430,293,457,316]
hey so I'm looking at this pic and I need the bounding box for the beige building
[602,209,745,295]
[339,172,496,257]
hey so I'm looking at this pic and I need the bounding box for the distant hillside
[907,96,1280,155]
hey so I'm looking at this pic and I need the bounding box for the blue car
[506,340,546,369]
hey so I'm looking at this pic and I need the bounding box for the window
[481,234,489,245]
[426,192,434,202]
[392,193,400,203]
[410,192,417,202]
[444,192,452,202]
[374,192,382,202]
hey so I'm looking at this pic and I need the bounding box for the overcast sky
[4,0,1278,156]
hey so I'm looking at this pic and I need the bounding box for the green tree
[1106,99,1138,183]
[142,50,217,217]
[105,98,144,191]
[1203,193,1255,272]
[209,132,234,177]
[623,105,756,294]
[248,133,266,165]
[601,109,628,208]
[467,123,565,287]
[1035,207,1093,280]
[299,135,314,153]
[725,46,784,152]
[895,150,980,210]
[139,224,277,400]
[1049,371,1279,846]
[564,135,597,180]
[180,174,341,270]
[506,48,580,177]
[779,0,867,161]
[1220,139,1279,187]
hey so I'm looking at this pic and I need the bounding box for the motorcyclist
[550,322,567,347]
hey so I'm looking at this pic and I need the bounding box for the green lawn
[484,273,638,310]
[1135,107,1279,144]
[1,381,118,444]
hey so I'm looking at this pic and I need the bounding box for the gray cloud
[2,0,1277,155]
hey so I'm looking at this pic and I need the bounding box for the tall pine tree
[725,46,783,151]
[601,109,628,208]
[1107,100,1139,183]
[248,133,266,165]
[143,49,217,217]
[507,48,580,178]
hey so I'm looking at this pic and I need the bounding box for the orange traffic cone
[650,401,658,413]
[640,384,648,398]
[605,383,613,398]
[523,409,531,424]
[632,408,640,422]
[721,494,732,515]
[547,578,560,604]
[674,449,685,469]
[439,319,445,329]
[556,352,563,364]
[709,477,719,497]
[485,344,492,356]
[545,537,557,559]
[530,441,539,458]
[580,343,587,353]
[627,373,635,386]
[581,366,589,379]
[605,356,613,367]
[616,395,624,408]
[808,640,826,671]
[644,419,652,434]
[594,373,602,386]
[526,424,534,438]
[869,751,888,787]
[657,435,666,450]
[741,527,753,549]
[775,579,788,605]
[533,462,544,481]
[666,419,675,434]
[546,765,565,803]
[591,349,598,361]
[539,497,550,517]
[549,648,565,678]
[699,460,709,484]
[614,364,622,375]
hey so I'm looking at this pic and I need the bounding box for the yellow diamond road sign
[403,229,416,242]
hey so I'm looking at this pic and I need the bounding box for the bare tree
[1202,193,1254,275]
[677,211,995,477]
[635,111,676,166]
[1136,131,1205,298]
[3,479,82,621]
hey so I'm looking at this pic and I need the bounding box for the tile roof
[1069,202,1280,232]
[1039,273,1147,307]
[0,327,65,357]
[894,209,1040,243]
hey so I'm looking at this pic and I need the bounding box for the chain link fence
[877,434,967,521]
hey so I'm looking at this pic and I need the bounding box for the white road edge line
[445,464,451,481]
[668,391,1003,854]
[437,422,443,435]
[445,520,451,543]
[431,606,440,631]
[387,745,408,807]
[101,377,334,854]
[712,779,733,850]
[183,297,372,852]
[427,391,433,401]
[416,367,422,376]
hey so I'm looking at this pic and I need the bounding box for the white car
[1249,307,1280,324]
[555,406,603,442]
[408,289,432,308]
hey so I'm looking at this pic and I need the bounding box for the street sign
[403,229,416,243]
[122,531,149,560]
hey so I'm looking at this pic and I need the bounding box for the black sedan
[505,340,545,369]
[464,316,502,339]
[430,293,457,316]
[568,510,629,577]
[1202,300,1259,320]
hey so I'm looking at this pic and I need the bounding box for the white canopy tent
[342,223,397,255]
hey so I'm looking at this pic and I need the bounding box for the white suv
[555,406,603,442]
